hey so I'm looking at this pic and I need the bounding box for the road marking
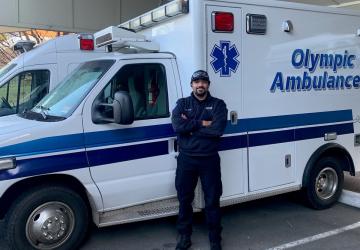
[266,221,360,250]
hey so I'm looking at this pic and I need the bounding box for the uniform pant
[175,153,223,243]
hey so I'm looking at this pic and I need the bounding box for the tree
[0,30,64,67]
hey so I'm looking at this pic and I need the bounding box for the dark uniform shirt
[171,92,228,156]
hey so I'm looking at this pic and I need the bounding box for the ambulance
[1,0,360,249]
[0,34,107,117]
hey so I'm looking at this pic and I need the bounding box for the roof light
[152,8,166,22]
[140,13,153,27]
[121,22,130,30]
[165,1,184,17]
[78,34,94,50]
[130,18,141,31]
[119,0,189,32]
[212,12,234,32]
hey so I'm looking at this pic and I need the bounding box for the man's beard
[195,88,207,97]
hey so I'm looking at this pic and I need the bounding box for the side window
[99,63,169,120]
[0,82,7,105]
[18,70,50,113]
[0,76,19,113]
[0,70,50,114]
[7,76,19,109]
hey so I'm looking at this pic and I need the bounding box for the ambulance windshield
[31,60,114,119]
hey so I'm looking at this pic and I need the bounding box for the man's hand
[202,120,212,127]
[181,114,211,127]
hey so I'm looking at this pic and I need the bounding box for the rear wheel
[304,157,344,209]
[5,185,89,250]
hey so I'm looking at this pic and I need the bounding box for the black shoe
[210,242,222,250]
[175,234,192,250]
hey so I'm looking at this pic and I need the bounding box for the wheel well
[302,143,355,188]
[0,174,91,220]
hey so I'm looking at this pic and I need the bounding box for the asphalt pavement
[1,191,360,250]
[77,193,360,250]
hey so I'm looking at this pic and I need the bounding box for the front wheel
[304,156,344,210]
[5,185,89,250]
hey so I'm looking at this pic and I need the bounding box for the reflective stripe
[0,109,353,158]
[0,122,354,181]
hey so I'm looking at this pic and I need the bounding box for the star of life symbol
[210,41,240,77]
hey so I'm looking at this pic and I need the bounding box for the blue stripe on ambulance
[225,109,352,134]
[87,141,169,166]
[248,122,353,147]
[84,123,175,148]
[0,133,85,158]
[3,152,88,181]
[0,109,354,181]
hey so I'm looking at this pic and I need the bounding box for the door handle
[169,138,179,158]
[174,139,178,152]
[230,111,238,125]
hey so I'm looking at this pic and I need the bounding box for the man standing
[171,70,228,250]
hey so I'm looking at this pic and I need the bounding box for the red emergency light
[78,34,94,50]
[212,12,234,32]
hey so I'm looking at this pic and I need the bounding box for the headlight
[0,158,16,170]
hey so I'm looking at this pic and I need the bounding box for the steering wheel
[1,97,12,109]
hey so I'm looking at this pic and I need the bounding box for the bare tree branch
[0,29,60,67]
[29,30,40,44]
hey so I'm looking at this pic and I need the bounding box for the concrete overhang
[0,26,29,33]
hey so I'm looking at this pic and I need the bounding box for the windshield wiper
[35,105,50,119]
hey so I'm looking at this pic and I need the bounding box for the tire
[5,185,89,250]
[304,156,344,210]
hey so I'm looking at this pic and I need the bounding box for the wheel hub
[41,215,67,241]
[317,176,327,189]
[26,202,74,249]
[315,167,338,200]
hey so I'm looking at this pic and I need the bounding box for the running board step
[99,197,181,227]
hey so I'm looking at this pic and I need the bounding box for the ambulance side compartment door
[206,5,246,199]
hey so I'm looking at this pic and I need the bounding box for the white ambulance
[0,34,107,117]
[1,0,360,249]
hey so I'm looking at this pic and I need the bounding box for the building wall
[279,0,360,9]
[0,0,160,32]
[0,0,359,33]
[278,0,337,5]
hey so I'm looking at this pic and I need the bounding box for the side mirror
[113,91,134,124]
[92,90,134,125]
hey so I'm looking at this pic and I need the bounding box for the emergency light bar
[78,34,94,50]
[94,26,159,52]
[119,0,189,32]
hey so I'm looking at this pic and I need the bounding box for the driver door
[83,59,179,211]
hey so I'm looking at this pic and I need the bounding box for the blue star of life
[210,41,240,77]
